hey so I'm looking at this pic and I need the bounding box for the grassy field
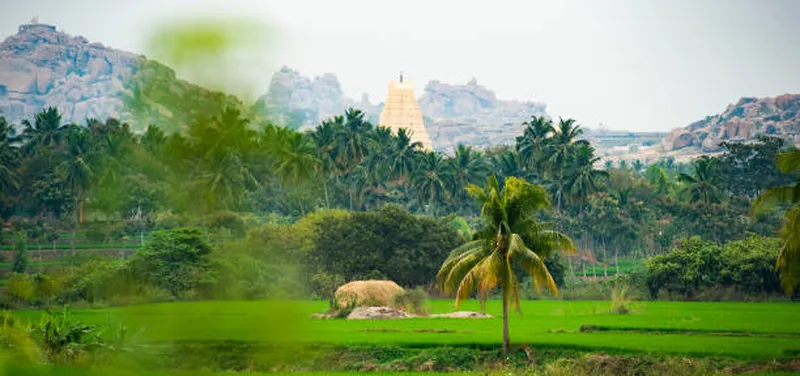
[14,300,800,360]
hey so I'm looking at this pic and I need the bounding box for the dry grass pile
[334,280,404,309]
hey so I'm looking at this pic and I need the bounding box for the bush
[308,206,462,286]
[391,287,429,315]
[0,310,40,363]
[128,228,213,298]
[5,273,35,304]
[646,235,782,300]
[11,233,28,273]
[82,221,125,243]
[609,284,632,314]
[206,211,246,236]
[31,307,110,364]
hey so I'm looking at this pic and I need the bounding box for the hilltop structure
[378,73,434,150]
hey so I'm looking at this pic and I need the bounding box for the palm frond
[778,206,800,294]
[752,185,800,217]
[454,251,502,308]
[509,234,558,296]
[777,150,800,175]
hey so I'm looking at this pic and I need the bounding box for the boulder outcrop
[0,22,241,132]
[662,95,800,152]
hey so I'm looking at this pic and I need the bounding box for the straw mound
[335,280,404,308]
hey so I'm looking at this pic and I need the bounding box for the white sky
[1,0,799,131]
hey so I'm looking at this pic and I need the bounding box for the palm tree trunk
[502,286,510,354]
[602,237,608,278]
[322,177,330,209]
[72,198,78,253]
[558,168,564,211]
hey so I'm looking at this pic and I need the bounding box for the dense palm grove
[0,106,795,259]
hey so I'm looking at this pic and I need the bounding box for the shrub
[310,272,345,309]
[609,285,632,314]
[5,273,35,304]
[31,307,108,364]
[11,232,28,274]
[646,235,782,299]
[128,228,213,298]
[207,211,246,236]
[0,310,40,363]
[391,287,429,315]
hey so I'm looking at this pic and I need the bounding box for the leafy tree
[309,205,461,286]
[129,228,213,298]
[437,175,574,353]
[717,136,792,199]
[646,235,781,299]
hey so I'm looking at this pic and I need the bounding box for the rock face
[252,66,382,130]
[662,95,800,152]
[255,70,548,151]
[0,22,241,132]
[420,78,547,151]
[0,23,138,125]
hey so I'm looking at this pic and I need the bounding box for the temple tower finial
[399,70,404,83]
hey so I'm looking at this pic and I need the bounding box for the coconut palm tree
[57,128,93,227]
[545,117,588,211]
[752,150,800,294]
[566,143,608,203]
[437,175,574,353]
[21,107,65,153]
[449,144,490,199]
[678,156,720,204]
[311,120,339,208]
[516,115,553,170]
[334,109,372,171]
[411,151,452,215]
[0,117,19,193]
[390,128,421,182]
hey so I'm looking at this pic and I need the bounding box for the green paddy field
[14,299,800,359]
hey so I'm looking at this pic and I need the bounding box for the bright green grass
[14,300,800,359]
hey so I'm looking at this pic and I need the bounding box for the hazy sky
[2,0,799,131]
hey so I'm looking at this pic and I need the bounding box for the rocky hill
[0,22,241,132]
[255,68,548,151]
[419,78,547,151]
[251,66,381,129]
[662,94,800,152]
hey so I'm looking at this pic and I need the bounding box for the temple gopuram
[378,73,434,151]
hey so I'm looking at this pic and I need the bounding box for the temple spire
[399,70,404,83]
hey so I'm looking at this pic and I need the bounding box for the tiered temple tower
[378,73,433,151]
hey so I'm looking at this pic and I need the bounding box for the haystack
[334,280,404,308]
